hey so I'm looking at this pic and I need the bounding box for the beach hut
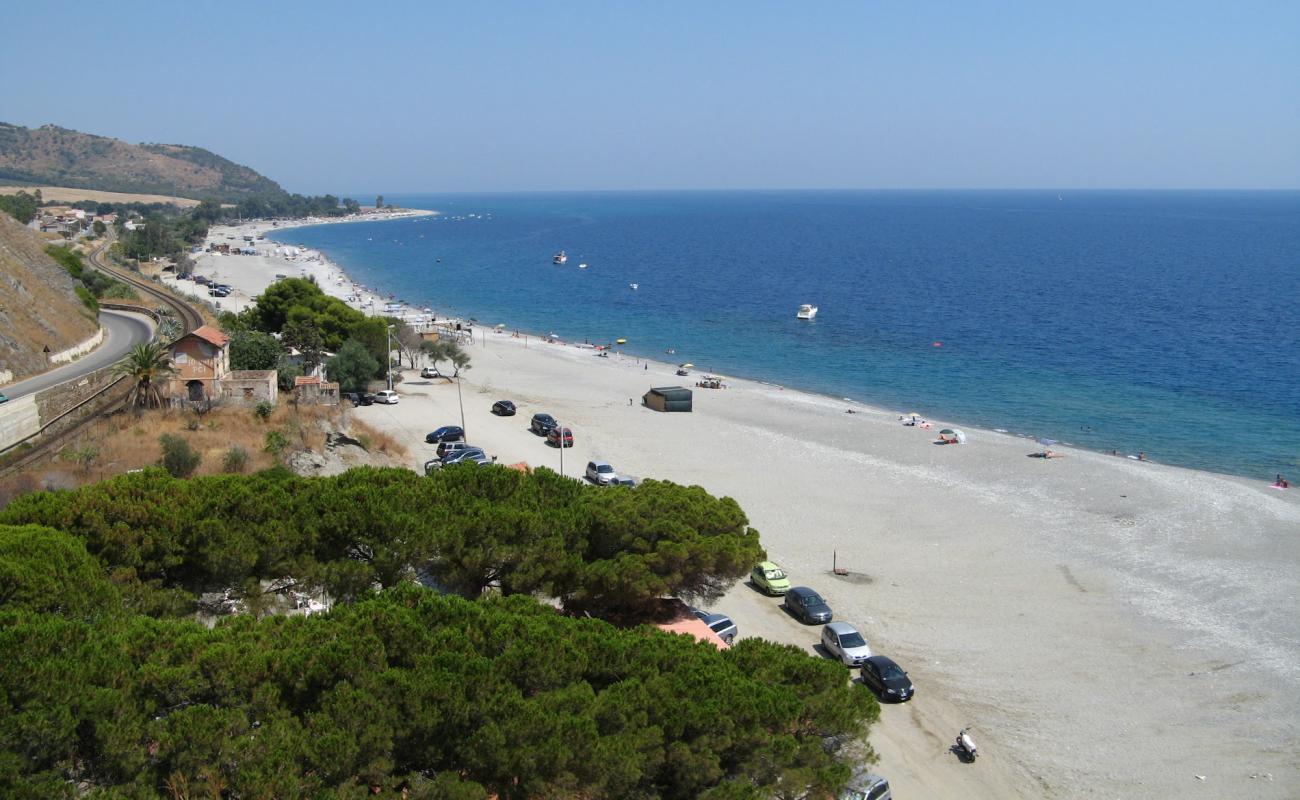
[643,386,693,412]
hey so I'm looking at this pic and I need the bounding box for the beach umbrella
[939,428,956,435]
[680,363,694,368]
[904,411,921,417]
[495,323,506,330]
[1037,437,1058,447]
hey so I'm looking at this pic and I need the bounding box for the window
[242,387,254,398]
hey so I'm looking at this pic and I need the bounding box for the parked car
[859,656,914,702]
[194,275,211,285]
[420,366,442,379]
[442,447,489,466]
[425,425,465,444]
[374,390,399,404]
[492,399,517,416]
[177,272,192,280]
[585,460,618,485]
[611,476,637,487]
[750,561,791,595]
[783,586,833,624]
[547,426,574,447]
[530,412,558,435]
[691,609,738,645]
[0,392,7,404]
[437,440,472,458]
[838,772,892,800]
[820,622,872,666]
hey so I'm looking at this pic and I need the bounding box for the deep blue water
[272,191,1300,479]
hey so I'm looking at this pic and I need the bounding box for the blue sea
[271,191,1300,480]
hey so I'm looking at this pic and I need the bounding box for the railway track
[86,237,206,333]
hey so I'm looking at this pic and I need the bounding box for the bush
[158,434,201,478]
[254,401,274,421]
[185,417,200,431]
[222,445,249,473]
[264,429,290,456]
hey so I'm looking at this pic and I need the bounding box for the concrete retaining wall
[0,395,41,452]
[50,327,105,364]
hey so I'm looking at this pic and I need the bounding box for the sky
[3,1,1297,194]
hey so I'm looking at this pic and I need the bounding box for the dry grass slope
[0,214,98,381]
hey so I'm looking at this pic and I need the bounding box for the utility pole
[456,371,466,441]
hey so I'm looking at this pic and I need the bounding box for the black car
[492,400,517,416]
[425,425,465,444]
[782,586,833,625]
[346,392,374,406]
[530,413,558,435]
[860,655,914,702]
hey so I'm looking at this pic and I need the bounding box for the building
[219,370,278,406]
[642,386,693,412]
[168,326,231,402]
[293,375,340,406]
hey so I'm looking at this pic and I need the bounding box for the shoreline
[184,215,1300,798]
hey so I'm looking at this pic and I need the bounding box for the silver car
[820,621,872,666]
[585,460,619,485]
[691,609,738,645]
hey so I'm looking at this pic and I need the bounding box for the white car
[585,460,619,485]
[420,367,442,379]
[820,622,872,666]
[374,390,399,404]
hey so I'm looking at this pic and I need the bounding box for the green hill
[0,122,285,203]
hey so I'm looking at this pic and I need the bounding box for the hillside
[0,123,284,203]
[0,215,99,382]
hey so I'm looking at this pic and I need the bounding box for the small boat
[553,250,568,265]
[629,283,639,290]
[797,304,818,320]
[578,263,588,269]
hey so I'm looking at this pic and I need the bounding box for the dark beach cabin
[643,386,693,412]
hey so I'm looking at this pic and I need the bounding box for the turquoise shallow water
[272,190,1300,480]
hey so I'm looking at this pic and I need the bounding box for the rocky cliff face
[0,215,98,382]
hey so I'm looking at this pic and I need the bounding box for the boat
[578,263,588,269]
[797,304,818,320]
[553,250,568,265]
[629,283,639,290]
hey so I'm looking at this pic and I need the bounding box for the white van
[374,390,399,404]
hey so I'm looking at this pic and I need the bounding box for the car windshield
[597,465,614,473]
[839,632,866,648]
[765,569,786,580]
[879,664,907,680]
[802,594,823,606]
[708,619,732,633]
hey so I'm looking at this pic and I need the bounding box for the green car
[751,561,791,595]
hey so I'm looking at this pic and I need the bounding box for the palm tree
[113,341,175,408]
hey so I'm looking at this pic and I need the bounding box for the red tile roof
[188,325,230,348]
[294,375,321,387]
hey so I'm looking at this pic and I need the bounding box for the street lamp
[556,418,563,477]
[455,368,466,441]
[385,324,394,391]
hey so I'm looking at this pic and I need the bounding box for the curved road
[1,309,155,400]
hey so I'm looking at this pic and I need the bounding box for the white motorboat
[578,263,588,269]
[629,283,639,290]
[797,304,818,320]
[553,250,568,265]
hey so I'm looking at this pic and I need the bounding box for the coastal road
[0,308,154,400]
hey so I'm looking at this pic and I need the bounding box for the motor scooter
[955,726,978,762]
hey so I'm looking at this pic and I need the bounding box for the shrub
[185,417,200,431]
[158,434,200,478]
[264,429,290,456]
[254,401,274,421]
[222,446,249,474]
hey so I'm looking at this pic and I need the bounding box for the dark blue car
[425,425,465,444]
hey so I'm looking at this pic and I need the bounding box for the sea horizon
[269,189,1300,481]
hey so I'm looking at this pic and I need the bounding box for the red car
[546,426,574,447]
